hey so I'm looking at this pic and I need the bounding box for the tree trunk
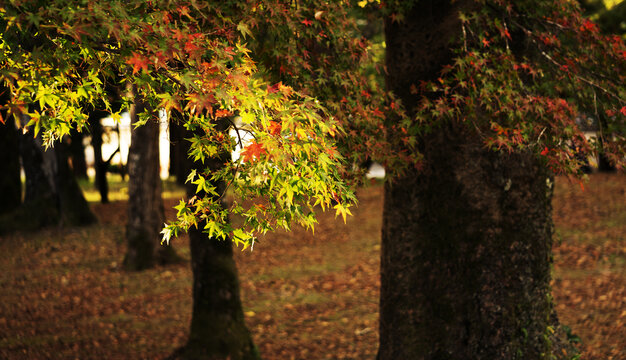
[168,120,259,360]
[0,87,21,214]
[0,118,96,232]
[169,114,190,186]
[378,2,572,359]
[90,110,110,204]
[68,128,88,180]
[43,137,97,227]
[124,92,180,271]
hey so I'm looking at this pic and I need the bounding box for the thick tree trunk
[0,87,21,214]
[13,125,59,229]
[378,2,572,359]
[175,220,258,360]
[0,121,95,233]
[379,124,559,359]
[168,120,259,360]
[124,93,180,271]
[43,137,97,227]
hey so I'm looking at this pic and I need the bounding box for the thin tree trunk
[169,114,190,186]
[90,110,110,204]
[378,2,573,359]
[168,119,259,360]
[124,91,180,271]
[68,128,88,180]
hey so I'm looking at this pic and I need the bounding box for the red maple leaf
[268,121,281,136]
[241,141,265,162]
[184,41,199,54]
[267,83,280,94]
[620,106,626,116]
[126,52,149,74]
[372,107,384,118]
[301,19,313,26]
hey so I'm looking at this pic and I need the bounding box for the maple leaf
[620,106,626,116]
[268,121,281,136]
[126,52,149,74]
[267,83,280,94]
[214,109,231,118]
[241,141,265,162]
[372,107,384,118]
[184,41,199,54]
[301,19,313,26]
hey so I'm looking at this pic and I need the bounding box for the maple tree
[0,1,358,359]
[368,0,626,359]
[2,0,625,359]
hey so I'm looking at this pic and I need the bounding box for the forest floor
[0,173,624,360]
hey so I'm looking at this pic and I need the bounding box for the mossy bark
[379,124,560,359]
[378,2,572,359]
[124,91,181,271]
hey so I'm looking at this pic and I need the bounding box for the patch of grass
[79,175,185,203]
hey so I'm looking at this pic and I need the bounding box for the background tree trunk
[124,92,180,271]
[68,128,88,180]
[43,137,97,227]
[378,2,572,359]
[0,118,95,232]
[90,110,110,204]
[169,114,190,186]
[168,119,259,360]
[0,86,21,215]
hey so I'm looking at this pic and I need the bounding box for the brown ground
[0,173,624,359]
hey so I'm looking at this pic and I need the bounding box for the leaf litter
[0,174,624,359]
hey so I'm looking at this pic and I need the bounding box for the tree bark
[68,128,88,180]
[43,137,98,227]
[0,119,96,233]
[169,114,191,186]
[124,92,180,271]
[168,120,259,360]
[90,110,110,204]
[0,87,21,215]
[378,2,572,359]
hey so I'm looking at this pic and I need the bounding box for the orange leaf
[241,141,265,162]
[268,121,281,136]
[126,52,149,74]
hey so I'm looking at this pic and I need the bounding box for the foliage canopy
[1,0,625,247]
